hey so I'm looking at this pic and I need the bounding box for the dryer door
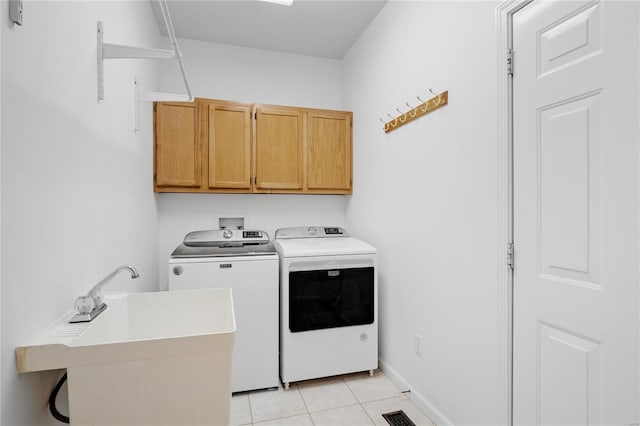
[289,266,374,332]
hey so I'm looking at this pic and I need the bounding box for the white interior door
[513,1,639,424]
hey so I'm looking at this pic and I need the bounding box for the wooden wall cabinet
[154,102,201,189]
[154,98,352,194]
[254,106,304,191]
[154,98,252,193]
[202,99,252,191]
[307,110,352,192]
[253,104,352,195]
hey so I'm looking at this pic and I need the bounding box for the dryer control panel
[275,226,349,239]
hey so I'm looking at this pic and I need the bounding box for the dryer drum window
[289,267,374,332]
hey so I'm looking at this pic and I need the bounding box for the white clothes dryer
[274,226,378,389]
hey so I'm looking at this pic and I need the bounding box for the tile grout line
[295,383,317,426]
[252,411,316,425]
[248,393,254,426]
[305,402,361,415]
[361,393,407,405]
[343,374,377,425]
[342,374,362,404]
[250,383,313,426]
[350,371,416,425]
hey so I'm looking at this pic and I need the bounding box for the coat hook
[417,96,429,112]
[406,102,417,118]
[430,88,442,105]
[379,117,386,124]
[396,108,407,123]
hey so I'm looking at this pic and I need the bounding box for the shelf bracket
[102,41,177,60]
[97,0,193,103]
[134,78,191,132]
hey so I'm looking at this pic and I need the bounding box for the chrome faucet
[70,265,140,323]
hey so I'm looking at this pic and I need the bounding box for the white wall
[342,2,501,424]
[157,39,346,291]
[1,2,162,424]
[161,37,343,108]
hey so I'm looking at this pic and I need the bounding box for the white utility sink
[16,288,236,425]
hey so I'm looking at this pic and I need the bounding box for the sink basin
[16,288,236,425]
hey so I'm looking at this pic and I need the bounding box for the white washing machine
[169,229,279,393]
[274,226,378,388]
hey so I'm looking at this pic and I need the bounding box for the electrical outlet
[414,334,422,357]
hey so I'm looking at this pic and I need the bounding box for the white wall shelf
[97,0,193,105]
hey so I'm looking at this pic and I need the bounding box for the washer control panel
[184,229,269,246]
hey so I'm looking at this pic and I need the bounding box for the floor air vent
[382,410,416,426]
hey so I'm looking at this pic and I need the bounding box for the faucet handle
[92,293,103,309]
[74,295,96,315]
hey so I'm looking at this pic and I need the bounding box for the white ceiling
[150,0,388,59]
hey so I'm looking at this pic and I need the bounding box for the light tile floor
[231,371,435,426]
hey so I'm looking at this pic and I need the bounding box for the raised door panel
[206,102,251,190]
[539,94,600,288]
[254,107,303,190]
[154,102,201,190]
[537,323,601,425]
[307,111,352,192]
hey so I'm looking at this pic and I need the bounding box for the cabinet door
[254,106,303,190]
[204,101,252,189]
[154,102,201,190]
[307,111,352,191]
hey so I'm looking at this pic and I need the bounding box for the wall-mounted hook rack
[382,90,448,133]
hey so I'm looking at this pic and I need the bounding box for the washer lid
[274,237,375,257]
[171,241,276,258]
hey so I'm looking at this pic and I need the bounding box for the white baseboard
[378,358,454,426]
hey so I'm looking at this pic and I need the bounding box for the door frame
[496,1,533,425]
